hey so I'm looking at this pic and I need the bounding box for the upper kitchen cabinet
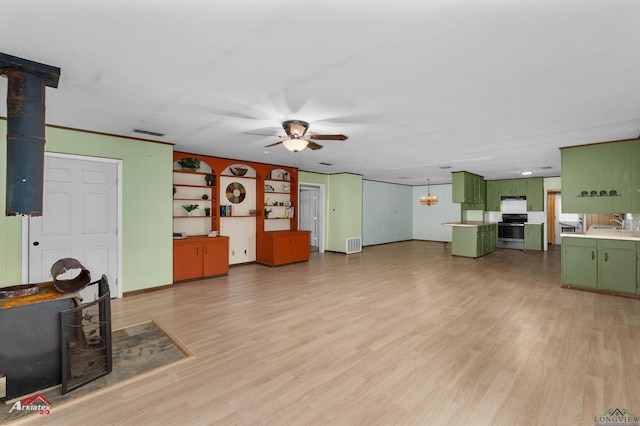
[561,140,637,213]
[452,171,485,205]
[485,178,543,212]
[526,178,544,211]
[633,142,640,212]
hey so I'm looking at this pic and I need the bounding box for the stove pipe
[1,53,60,216]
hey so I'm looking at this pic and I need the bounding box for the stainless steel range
[498,213,527,249]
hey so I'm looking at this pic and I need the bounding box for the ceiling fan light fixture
[282,137,308,152]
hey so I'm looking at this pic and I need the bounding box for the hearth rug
[0,320,193,423]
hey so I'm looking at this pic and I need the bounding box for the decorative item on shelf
[204,207,211,217]
[282,172,289,181]
[265,184,275,192]
[419,179,438,206]
[284,201,291,207]
[226,182,246,204]
[220,205,233,217]
[201,194,209,200]
[208,230,218,237]
[264,208,272,219]
[249,209,256,216]
[283,183,290,192]
[287,207,294,218]
[182,204,199,216]
[230,166,248,176]
[177,158,201,170]
[205,174,214,186]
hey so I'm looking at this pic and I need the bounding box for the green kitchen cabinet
[562,236,638,294]
[452,171,485,204]
[638,242,640,295]
[511,179,528,197]
[451,224,496,258]
[633,143,640,213]
[486,178,542,212]
[562,237,598,288]
[524,223,543,250]
[597,239,636,294]
[486,181,501,212]
[526,178,544,211]
[561,140,638,213]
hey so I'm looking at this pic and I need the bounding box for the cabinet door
[598,239,636,294]
[486,181,501,211]
[562,144,615,213]
[632,142,640,213]
[291,232,310,262]
[526,178,543,211]
[173,242,203,282]
[611,141,633,213]
[524,224,543,250]
[511,179,528,197]
[203,239,229,277]
[451,172,467,203]
[562,237,597,288]
[273,234,294,265]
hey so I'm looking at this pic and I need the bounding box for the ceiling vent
[133,129,164,137]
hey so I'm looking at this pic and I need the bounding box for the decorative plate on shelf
[226,182,246,204]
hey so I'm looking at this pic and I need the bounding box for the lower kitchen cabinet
[451,224,496,258]
[173,236,229,282]
[562,236,637,294]
[524,223,543,250]
[598,239,637,294]
[562,237,598,288]
[257,230,311,266]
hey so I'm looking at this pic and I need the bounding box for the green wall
[299,171,363,253]
[0,122,173,292]
[327,173,363,252]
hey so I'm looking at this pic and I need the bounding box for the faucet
[610,214,623,228]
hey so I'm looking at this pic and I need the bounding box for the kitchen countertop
[442,221,497,227]
[561,228,640,241]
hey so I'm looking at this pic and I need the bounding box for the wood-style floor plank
[12,241,640,425]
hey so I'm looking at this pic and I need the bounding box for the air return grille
[346,237,362,254]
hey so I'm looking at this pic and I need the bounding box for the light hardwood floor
[14,241,640,425]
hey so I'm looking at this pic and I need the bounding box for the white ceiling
[1,0,640,185]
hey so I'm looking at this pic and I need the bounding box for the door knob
[33,241,39,246]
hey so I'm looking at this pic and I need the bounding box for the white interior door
[28,155,119,297]
[299,185,322,252]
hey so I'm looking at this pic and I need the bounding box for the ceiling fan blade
[243,127,282,137]
[306,141,323,150]
[264,140,284,148]
[307,134,348,141]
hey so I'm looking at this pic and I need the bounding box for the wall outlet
[0,374,6,398]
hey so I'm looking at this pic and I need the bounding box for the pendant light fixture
[420,179,438,206]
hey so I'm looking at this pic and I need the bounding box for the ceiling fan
[245,120,348,152]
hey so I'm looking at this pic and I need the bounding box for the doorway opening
[298,183,324,253]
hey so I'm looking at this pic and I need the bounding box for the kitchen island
[561,227,640,297]
[443,221,498,258]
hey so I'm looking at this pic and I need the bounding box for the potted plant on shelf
[204,207,211,217]
[182,204,199,216]
[204,174,214,186]
[177,158,201,170]
[264,208,272,219]
[201,194,209,200]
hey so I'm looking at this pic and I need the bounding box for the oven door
[498,223,525,248]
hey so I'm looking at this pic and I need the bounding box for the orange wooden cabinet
[173,236,229,282]
[256,231,311,266]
